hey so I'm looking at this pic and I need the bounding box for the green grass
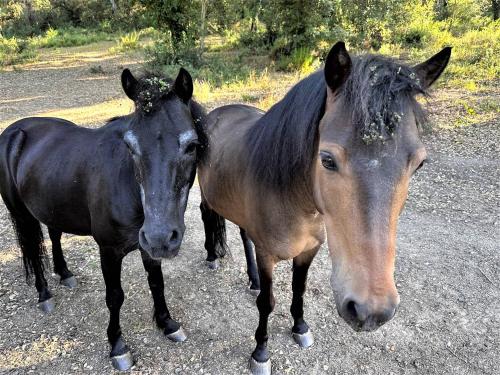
[31,27,115,49]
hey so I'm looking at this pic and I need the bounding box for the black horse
[0,68,205,370]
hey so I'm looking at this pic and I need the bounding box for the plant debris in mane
[135,74,173,114]
[246,53,429,194]
[341,55,427,144]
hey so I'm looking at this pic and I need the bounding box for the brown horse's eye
[320,151,338,171]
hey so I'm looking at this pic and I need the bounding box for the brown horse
[197,42,451,374]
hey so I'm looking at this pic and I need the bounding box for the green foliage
[0,35,37,66]
[276,47,319,74]
[32,27,113,48]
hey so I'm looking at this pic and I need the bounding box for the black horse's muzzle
[139,226,183,259]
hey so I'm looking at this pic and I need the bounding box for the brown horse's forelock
[246,54,428,195]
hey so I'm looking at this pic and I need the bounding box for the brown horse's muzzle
[337,294,399,331]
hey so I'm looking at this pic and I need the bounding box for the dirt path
[0,44,499,375]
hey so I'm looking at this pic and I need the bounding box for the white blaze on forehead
[124,130,142,156]
[367,159,380,169]
[140,185,145,206]
[179,130,196,146]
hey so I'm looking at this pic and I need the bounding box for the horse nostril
[171,230,178,241]
[139,229,149,247]
[342,298,368,324]
[346,300,357,320]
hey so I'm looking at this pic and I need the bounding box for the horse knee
[106,288,124,310]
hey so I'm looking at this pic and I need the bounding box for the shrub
[0,35,37,66]
[276,47,319,74]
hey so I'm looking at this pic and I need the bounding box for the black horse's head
[121,68,199,259]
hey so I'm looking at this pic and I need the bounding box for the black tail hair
[200,201,227,258]
[9,211,47,283]
[0,128,47,283]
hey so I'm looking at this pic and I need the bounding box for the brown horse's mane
[245,54,428,194]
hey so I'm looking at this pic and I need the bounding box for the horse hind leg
[8,208,54,313]
[200,200,227,269]
[240,228,260,295]
[48,228,76,288]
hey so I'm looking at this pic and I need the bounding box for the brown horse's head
[313,42,450,331]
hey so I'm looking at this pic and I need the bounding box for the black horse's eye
[320,151,338,171]
[185,142,198,155]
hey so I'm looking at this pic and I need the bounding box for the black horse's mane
[246,54,428,193]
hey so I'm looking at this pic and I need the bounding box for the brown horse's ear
[413,47,452,89]
[121,68,139,101]
[324,41,352,93]
[173,67,193,104]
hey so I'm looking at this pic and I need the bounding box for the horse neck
[276,169,318,216]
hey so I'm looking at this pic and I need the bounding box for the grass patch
[32,27,115,49]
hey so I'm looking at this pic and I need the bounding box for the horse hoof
[249,356,271,375]
[111,351,134,371]
[60,276,77,288]
[206,259,219,270]
[166,326,187,343]
[292,329,314,348]
[37,298,55,313]
[249,287,260,296]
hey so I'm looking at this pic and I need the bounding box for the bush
[276,47,319,74]
[146,34,201,68]
[0,35,37,66]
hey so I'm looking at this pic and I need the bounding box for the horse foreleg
[48,228,76,288]
[240,227,260,294]
[99,247,132,371]
[140,250,186,342]
[249,251,275,375]
[290,246,320,348]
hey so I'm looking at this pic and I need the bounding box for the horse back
[198,105,264,228]
[0,117,129,236]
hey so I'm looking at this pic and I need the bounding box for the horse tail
[200,200,227,259]
[0,128,47,282]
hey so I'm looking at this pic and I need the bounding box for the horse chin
[145,247,180,260]
[340,313,387,332]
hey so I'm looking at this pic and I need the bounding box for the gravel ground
[0,47,499,375]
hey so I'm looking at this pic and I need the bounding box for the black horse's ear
[173,67,193,104]
[121,68,139,101]
[324,41,352,93]
[413,47,452,89]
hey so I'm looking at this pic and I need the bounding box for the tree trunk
[493,0,499,20]
[109,0,117,14]
[199,0,208,59]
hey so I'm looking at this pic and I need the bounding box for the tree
[140,0,200,49]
